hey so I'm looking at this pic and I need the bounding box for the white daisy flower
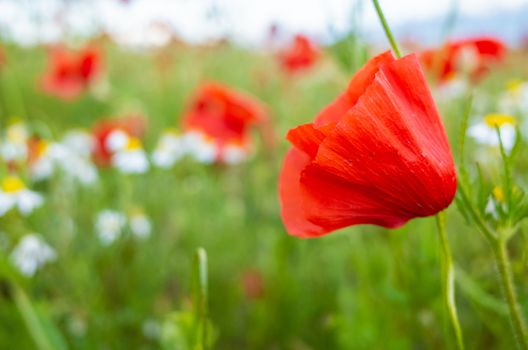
[10,234,56,276]
[129,209,152,239]
[222,141,250,164]
[106,130,130,152]
[152,131,185,168]
[0,176,44,216]
[29,139,54,181]
[49,143,98,185]
[112,137,149,174]
[1,121,29,162]
[183,131,217,164]
[61,130,95,157]
[498,79,528,115]
[468,113,517,152]
[95,210,127,245]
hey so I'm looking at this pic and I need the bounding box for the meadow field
[1,5,528,349]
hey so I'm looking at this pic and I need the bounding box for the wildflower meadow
[1,0,528,349]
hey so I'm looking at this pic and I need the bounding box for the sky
[0,0,526,47]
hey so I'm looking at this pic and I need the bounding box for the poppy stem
[491,236,528,350]
[435,212,465,350]
[371,0,402,58]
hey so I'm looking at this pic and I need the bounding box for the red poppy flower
[41,46,102,99]
[278,34,320,74]
[420,36,506,82]
[92,115,147,166]
[279,51,457,238]
[182,82,268,163]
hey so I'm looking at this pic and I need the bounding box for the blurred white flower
[48,143,98,185]
[184,131,216,164]
[129,210,152,239]
[95,210,126,245]
[29,139,55,181]
[106,130,130,152]
[112,137,149,174]
[152,131,185,168]
[0,176,44,216]
[1,121,29,162]
[498,79,528,115]
[435,74,469,101]
[10,234,56,276]
[61,130,94,157]
[468,113,516,152]
[223,141,249,164]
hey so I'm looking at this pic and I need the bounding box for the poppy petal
[286,123,325,159]
[314,51,396,129]
[278,148,326,238]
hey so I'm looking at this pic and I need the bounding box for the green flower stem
[371,0,402,58]
[194,247,209,350]
[12,283,54,350]
[491,237,528,349]
[436,212,465,350]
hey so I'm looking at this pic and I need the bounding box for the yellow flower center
[126,137,142,151]
[1,176,26,193]
[493,186,504,203]
[484,114,517,128]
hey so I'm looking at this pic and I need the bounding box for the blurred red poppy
[92,115,147,166]
[420,36,506,82]
[182,82,268,163]
[41,46,103,99]
[278,35,320,74]
[241,269,265,300]
[279,51,456,238]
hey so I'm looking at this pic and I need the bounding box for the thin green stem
[194,247,209,350]
[492,238,528,349]
[436,212,465,350]
[371,0,402,58]
[12,284,54,350]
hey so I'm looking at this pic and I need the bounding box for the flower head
[95,210,126,245]
[1,120,29,163]
[468,113,517,152]
[129,208,152,239]
[152,130,185,168]
[0,176,44,216]
[10,234,56,276]
[421,36,506,83]
[92,115,147,166]
[41,45,103,100]
[278,34,320,74]
[182,82,266,164]
[279,51,457,238]
[111,136,150,174]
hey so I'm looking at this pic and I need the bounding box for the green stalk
[371,0,402,58]
[194,247,209,350]
[491,237,528,349]
[12,284,54,350]
[436,212,465,350]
